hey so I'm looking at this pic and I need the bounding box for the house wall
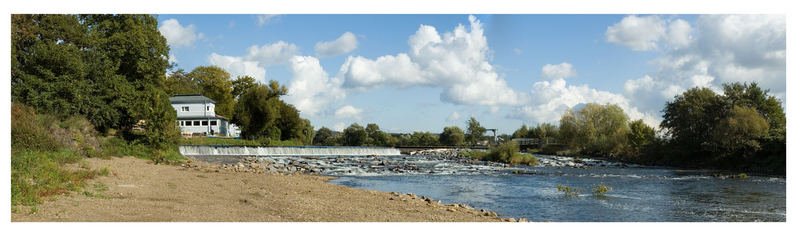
[172,102,216,118]
[178,118,223,136]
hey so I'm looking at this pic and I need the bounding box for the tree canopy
[465,117,486,145]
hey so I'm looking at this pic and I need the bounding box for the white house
[169,94,240,137]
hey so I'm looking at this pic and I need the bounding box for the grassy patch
[102,137,185,163]
[458,150,487,160]
[11,149,109,206]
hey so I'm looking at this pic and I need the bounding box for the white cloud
[613,15,785,122]
[244,41,298,67]
[510,65,660,128]
[605,15,665,51]
[159,19,199,48]
[541,62,578,79]
[257,15,281,26]
[208,53,267,83]
[666,19,693,49]
[315,32,359,58]
[446,111,461,122]
[334,105,363,120]
[284,56,346,116]
[338,15,520,106]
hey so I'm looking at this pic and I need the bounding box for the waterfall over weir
[179,145,402,157]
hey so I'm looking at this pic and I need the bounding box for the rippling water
[213,153,786,222]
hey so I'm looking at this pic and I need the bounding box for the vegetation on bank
[458,142,538,166]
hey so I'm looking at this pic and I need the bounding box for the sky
[157,14,786,135]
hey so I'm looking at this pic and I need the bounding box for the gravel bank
[12,156,510,222]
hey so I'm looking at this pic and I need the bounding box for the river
[188,149,786,222]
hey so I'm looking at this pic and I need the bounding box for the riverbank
[11,156,507,222]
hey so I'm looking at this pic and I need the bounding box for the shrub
[557,184,580,198]
[486,142,539,166]
[11,103,58,151]
[592,184,612,197]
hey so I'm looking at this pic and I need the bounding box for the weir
[179,145,402,157]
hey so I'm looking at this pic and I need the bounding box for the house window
[185,121,192,126]
[179,121,184,126]
[210,121,217,126]
[193,121,200,126]
[181,106,189,112]
[202,121,208,126]
[207,106,210,111]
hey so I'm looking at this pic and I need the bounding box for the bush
[486,142,539,166]
[592,184,612,197]
[11,103,58,151]
[458,150,486,160]
[557,184,580,198]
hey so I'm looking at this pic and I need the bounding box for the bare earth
[12,156,504,222]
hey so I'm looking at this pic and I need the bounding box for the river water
[195,151,786,222]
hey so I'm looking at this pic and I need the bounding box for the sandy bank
[12,156,506,222]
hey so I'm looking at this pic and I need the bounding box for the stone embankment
[182,157,322,175]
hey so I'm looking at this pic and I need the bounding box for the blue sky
[157,14,786,135]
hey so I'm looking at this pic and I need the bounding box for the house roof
[169,94,216,104]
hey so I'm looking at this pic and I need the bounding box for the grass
[11,149,110,207]
[457,143,539,166]
[102,137,185,163]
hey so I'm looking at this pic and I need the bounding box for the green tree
[232,75,257,99]
[232,81,286,139]
[628,119,657,155]
[313,127,338,146]
[365,123,393,146]
[465,117,486,146]
[712,106,769,158]
[410,132,440,146]
[559,103,630,156]
[189,66,234,118]
[164,69,199,96]
[11,14,176,146]
[342,123,368,146]
[439,126,465,146]
[661,87,725,156]
[512,125,529,139]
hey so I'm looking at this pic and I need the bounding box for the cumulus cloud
[510,64,660,128]
[315,32,359,58]
[208,53,267,83]
[257,14,281,26]
[338,15,520,106]
[618,14,786,116]
[446,111,461,122]
[334,105,363,120]
[605,15,666,51]
[541,62,578,79]
[244,41,298,66]
[168,54,179,64]
[159,19,200,48]
[284,56,346,116]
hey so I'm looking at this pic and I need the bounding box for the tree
[164,69,198,96]
[661,87,725,154]
[512,125,529,139]
[465,117,486,146]
[559,103,630,156]
[313,127,337,146]
[232,81,286,140]
[365,123,392,147]
[11,14,176,146]
[628,119,657,155]
[439,126,465,146]
[712,106,769,158]
[409,132,440,146]
[189,66,234,118]
[232,75,257,99]
[342,123,368,146]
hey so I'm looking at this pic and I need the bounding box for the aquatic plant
[557,184,580,198]
[592,184,612,197]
